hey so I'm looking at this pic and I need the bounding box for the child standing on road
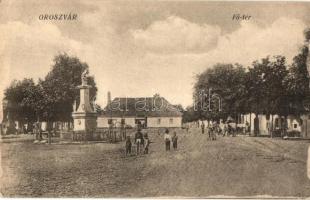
[135,128,143,155]
[164,128,171,151]
[125,136,132,156]
[201,122,205,134]
[143,132,150,154]
[172,131,178,150]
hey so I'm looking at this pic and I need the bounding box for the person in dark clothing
[172,131,178,150]
[201,122,205,134]
[125,136,132,156]
[135,128,143,155]
[143,132,150,154]
[212,122,218,140]
[164,128,171,151]
[227,124,232,136]
[208,124,212,140]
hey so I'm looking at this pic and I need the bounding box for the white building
[240,113,301,136]
[97,95,183,128]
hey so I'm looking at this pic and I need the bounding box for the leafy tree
[182,106,200,123]
[40,53,97,122]
[3,78,46,134]
[4,78,39,123]
[304,28,310,42]
[193,63,247,121]
[285,45,310,114]
[3,53,98,137]
[173,104,185,113]
[246,56,289,135]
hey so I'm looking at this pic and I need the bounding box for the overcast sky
[1,0,310,121]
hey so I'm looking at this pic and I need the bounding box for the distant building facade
[239,114,302,136]
[97,95,183,128]
[300,115,310,138]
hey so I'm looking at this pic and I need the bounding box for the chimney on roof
[107,91,111,104]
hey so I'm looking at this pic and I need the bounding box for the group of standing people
[125,128,179,156]
[163,128,178,151]
[201,121,239,139]
[125,128,150,156]
[201,122,217,140]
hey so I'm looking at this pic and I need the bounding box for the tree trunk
[254,113,259,137]
[271,115,274,138]
[114,130,117,143]
[36,116,41,140]
[67,121,70,131]
[17,121,21,134]
[47,121,52,144]
[38,121,42,140]
[249,113,252,136]
[283,116,288,138]
[48,131,51,144]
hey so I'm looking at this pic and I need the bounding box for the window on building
[157,118,161,125]
[135,119,140,125]
[108,119,116,125]
[294,124,297,129]
[121,118,125,124]
[169,118,173,124]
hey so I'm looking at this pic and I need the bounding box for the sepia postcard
[1,0,310,199]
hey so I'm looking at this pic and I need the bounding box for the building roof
[100,96,183,118]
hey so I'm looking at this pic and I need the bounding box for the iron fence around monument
[70,127,126,143]
[68,127,183,142]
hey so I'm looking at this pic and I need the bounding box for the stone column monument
[72,70,97,140]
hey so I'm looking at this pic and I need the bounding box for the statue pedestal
[72,112,97,140]
[71,75,97,141]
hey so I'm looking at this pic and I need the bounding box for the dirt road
[1,130,310,197]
